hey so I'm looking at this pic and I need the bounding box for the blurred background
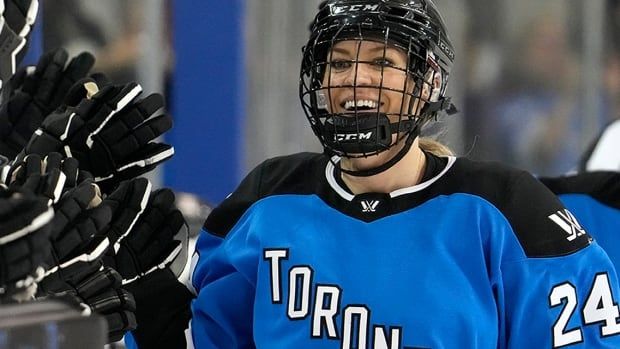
[31,0,620,206]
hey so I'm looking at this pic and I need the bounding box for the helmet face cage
[300,0,454,159]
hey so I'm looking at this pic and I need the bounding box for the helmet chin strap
[330,95,456,178]
[334,125,419,177]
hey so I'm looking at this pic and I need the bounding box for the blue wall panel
[167,0,245,204]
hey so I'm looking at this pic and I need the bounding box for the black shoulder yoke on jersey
[205,152,591,258]
[540,172,620,210]
[204,152,326,237]
[437,159,592,258]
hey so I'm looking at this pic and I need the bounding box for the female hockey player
[185,1,620,348]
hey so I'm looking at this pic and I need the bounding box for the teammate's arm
[492,173,620,347]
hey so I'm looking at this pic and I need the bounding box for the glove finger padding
[0,189,53,301]
[105,189,188,284]
[48,203,111,265]
[38,266,137,343]
[77,267,138,343]
[124,268,193,349]
[36,153,82,192]
[1,238,47,301]
[49,181,98,239]
[0,89,37,157]
[42,178,136,284]
[0,49,95,158]
[108,114,172,157]
[102,178,151,251]
[0,64,27,102]
[56,155,80,188]
[21,49,95,111]
[1,223,51,282]
[137,212,184,278]
[0,189,52,244]
[97,93,165,145]
[126,189,175,251]
[22,80,174,190]
[5,152,87,197]
[79,267,137,341]
[6,153,68,205]
[61,76,101,108]
[77,83,142,133]
[107,309,138,343]
[44,185,112,284]
[22,49,68,103]
[95,143,174,191]
[48,52,96,108]
[9,152,42,184]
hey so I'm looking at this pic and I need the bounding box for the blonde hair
[419,137,454,157]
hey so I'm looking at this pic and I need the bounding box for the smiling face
[321,40,422,120]
[300,1,454,179]
[317,40,434,171]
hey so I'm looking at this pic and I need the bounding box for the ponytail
[419,137,454,157]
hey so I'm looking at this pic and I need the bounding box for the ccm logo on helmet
[438,38,455,60]
[335,132,373,142]
[332,4,380,14]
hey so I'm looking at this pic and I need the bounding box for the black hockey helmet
[300,0,457,176]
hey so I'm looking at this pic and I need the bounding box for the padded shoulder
[445,159,593,258]
[203,152,326,237]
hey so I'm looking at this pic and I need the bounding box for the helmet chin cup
[322,113,392,156]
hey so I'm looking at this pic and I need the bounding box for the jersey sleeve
[188,154,322,347]
[189,209,259,348]
[184,162,267,347]
[492,172,620,348]
[500,243,620,348]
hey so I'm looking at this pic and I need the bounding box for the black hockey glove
[104,188,188,284]
[0,188,53,302]
[43,178,151,287]
[0,49,95,158]
[126,268,193,349]
[21,81,174,191]
[3,153,74,205]
[0,0,38,90]
[100,178,151,253]
[41,266,137,343]
[42,181,112,286]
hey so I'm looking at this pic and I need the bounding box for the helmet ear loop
[426,68,443,103]
[408,68,442,124]
[418,68,444,122]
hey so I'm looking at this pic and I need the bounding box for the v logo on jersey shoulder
[548,209,586,241]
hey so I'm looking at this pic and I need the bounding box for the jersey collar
[325,155,457,202]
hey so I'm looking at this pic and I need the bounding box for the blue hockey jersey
[190,153,620,348]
